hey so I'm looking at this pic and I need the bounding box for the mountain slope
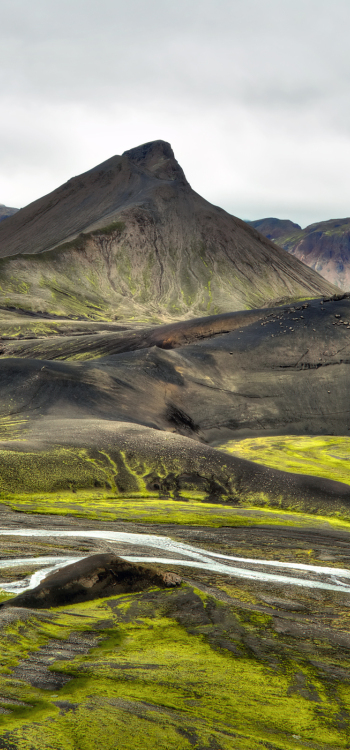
[0,141,337,322]
[249,216,350,291]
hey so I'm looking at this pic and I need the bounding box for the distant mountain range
[0,203,18,222]
[248,217,350,291]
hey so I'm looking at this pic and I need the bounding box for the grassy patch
[3,490,350,533]
[219,435,350,487]
[0,588,349,748]
[0,490,279,526]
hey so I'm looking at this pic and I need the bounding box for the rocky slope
[249,216,350,291]
[0,141,336,323]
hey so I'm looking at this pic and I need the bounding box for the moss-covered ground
[4,489,350,533]
[219,436,350,487]
[1,583,350,749]
[1,433,350,747]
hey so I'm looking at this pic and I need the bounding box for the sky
[1,0,350,227]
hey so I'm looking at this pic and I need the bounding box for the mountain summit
[0,140,337,322]
[122,140,188,183]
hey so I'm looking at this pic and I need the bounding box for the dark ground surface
[0,295,349,518]
[1,294,349,442]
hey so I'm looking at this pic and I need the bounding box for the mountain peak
[123,139,174,161]
[123,139,188,184]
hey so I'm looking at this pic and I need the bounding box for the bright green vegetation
[0,590,12,603]
[3,489,350,534]
[219,435,350,487]
[2,441,350,528]
[1,586,349,749]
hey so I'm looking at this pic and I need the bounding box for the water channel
[1,528,350,596]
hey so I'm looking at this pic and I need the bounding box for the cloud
[0,0,350,225]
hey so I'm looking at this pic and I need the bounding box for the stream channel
[1,528,350,596]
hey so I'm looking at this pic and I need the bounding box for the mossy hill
[249,216,350,292]
[0,141,336,323]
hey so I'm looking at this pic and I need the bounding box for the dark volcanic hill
[0,203,18,222]
[0,292,350,516]
[249,216,350,292]
[0,141,336,323]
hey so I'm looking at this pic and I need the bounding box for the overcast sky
[0,0,350,227]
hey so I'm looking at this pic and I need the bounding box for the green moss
[0,589,349,748]
[219,435,350,487]
[3,490,350,533]
[0,589,13,604]
[1,441,350,528]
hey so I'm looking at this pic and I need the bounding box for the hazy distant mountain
[248,217,301,241]
[0,203,18,222]
[0,140,336,322]
[248,217,350,290]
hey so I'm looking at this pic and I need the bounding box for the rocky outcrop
[0,554,181,609]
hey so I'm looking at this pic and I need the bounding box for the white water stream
[1,528,350,596]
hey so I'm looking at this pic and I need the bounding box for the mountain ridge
[248,216,350,290]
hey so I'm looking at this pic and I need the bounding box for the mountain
[1,144,350,749]
[0,203,18,222]
[0,140,336,323]
[248,216,350,291]
[247,217,301,241]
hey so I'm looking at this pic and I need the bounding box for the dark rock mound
[0,553,181,610]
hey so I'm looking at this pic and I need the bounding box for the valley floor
[1,503,350,749]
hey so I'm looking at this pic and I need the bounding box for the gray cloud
[0,0,350,225]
